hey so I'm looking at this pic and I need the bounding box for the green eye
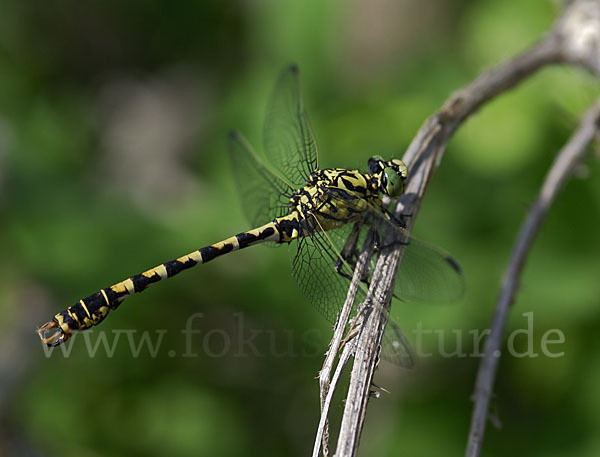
[384,167,405,197]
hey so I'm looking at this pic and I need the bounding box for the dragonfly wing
[381,321,415,368]
[357,200,465,305]
[299,194,464,365]
[395,234,465,304]
[228,130,294,227]
[291,219,415,367]
[291,223,360,324]
[263,65,319,187]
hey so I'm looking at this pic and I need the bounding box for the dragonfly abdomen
[38,220,285,346]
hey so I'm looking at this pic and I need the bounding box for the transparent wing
[381,321,415,368]
[386,224,465,305]
[290,195,464,367]
[290,219,414,367]
[291,223,359,324]
[228,130,295,227]
[353,199,465,305]
[263,64,318,187]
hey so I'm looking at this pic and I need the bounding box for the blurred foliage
[1,0,599,456]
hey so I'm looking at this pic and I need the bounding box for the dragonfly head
[368,156,408,198]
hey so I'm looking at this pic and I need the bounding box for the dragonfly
[38,65,464,366]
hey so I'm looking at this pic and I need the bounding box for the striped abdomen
[38,219,294,346]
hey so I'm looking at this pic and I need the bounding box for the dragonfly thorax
[284,168,384,235]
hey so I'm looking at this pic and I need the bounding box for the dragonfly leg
[371,229,381,251]
[382,207,409,228]
[334,222,362,277]
[375,213,411,250]
[369,382,389,398]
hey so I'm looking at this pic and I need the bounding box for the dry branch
[465,99,600,457]
[314,1,600,456]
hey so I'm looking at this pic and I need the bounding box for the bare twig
[316,1,600,456]
[313,338,356,457]
[465,99,600,457]
[335,241,404,456]
[314,241,374,457]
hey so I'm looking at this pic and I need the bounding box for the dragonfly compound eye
[383,167,405,197]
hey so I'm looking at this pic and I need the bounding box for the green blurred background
[1,0,599,456]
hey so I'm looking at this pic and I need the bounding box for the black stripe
[236,232,258,248]
[341,177,367,195]
[237,226,277,248]
[132,272,162,293]
[83,292,109,315]
[103,288,124,309]
[164,259,187,277]
[63,291,112,330]
[200,244,233,263]
[275,218,300,239]
[164,256,197,276]
[57,308,80,330]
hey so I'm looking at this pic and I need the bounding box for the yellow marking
[142,266,166,280]
[141,264,168,279]
[208,238,238,251]
[155,264,168,279]
[347,175,366,187]
[177,253,199,264]
[124,279,135,295]
[92,306,109,323]
[55,314,72,334]
[80,299,91,318]
[212,236,238,251]
[111,281,128,295]
[110,278,135,300]
[60,322,71,334]
[68,308,78,322]
[101,289,109,305]
[188,250,203,263]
